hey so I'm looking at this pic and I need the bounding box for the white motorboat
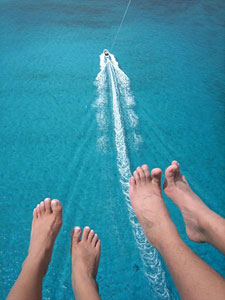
[103,49,109,58]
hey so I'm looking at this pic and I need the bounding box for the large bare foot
[129,165,175,248]
[23,198,63,276]
[163,161,216,243]
[71,226,101,300]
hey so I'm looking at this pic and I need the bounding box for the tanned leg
[7,198,62,300]
[71,226,101,300]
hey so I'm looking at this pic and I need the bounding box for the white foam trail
[97,135,109,154]
[93,54,109,151]
[110,54,135,107]
[133,132,143,150]
[94,52,174,299]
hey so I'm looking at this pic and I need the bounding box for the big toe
[151,168,162,184]
[172,160,180,168]
[71,226,82,247]
[164,165,178,187]
[51,199,62,214]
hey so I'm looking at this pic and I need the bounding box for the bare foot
[71,226,101,300]
[23,198,63,276]
[129,165,174,248]
[163,161,213,243]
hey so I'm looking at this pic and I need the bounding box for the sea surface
[0,0,225,299]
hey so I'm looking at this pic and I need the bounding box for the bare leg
[164,161,225,254]
[71,226,101,300]
[129,165,225,300]
[7,198,63,300]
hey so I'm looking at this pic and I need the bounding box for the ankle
[72,271,99,300]
[22,254,49,278]
[201,209,225,244]
[147,218,179,249]
[72,267,97,285]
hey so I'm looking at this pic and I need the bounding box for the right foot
[129,165,175,248]
[163,161,211,243]
[71,226,101,300]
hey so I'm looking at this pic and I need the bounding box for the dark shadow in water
[1,0,118,29]
[134,0,225,28]
[134,0,198,15]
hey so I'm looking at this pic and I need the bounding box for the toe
[151,168,162,184]
[133,170,140,184]
[88,230,95,243]
[82,226,90,240]
[96,239,101,250]
[71,226,81,246]
[51,199,63,216]
[40,201,45,214]
[129,176,136,186]
[33,208,38,219]
[92,233,98,246]
[129,177,136,194]
[172,161,181,179]
[137,166,145,182]
[36,204,41,217]
[164,165,177,186]
[172,160,180,172]
[44,198,52,214]
[142,164,151,181]
[172,160,179,167]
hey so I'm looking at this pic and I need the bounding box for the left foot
[23,198,63,276]
[71,226,101,300]
[129,165,174,248]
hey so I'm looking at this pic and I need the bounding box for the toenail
[74,226,81,233]
[85,226,90,229]
[51,200,58,207]
[44,198,50,201]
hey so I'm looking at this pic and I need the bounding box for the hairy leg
[164,161,225,254]
[130,165,225,300]
[7,198,62,300]
[71,226,101,300]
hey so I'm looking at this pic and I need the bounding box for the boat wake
[94,51,173,299]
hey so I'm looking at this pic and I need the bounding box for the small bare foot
[163,161,212,243]
[23,198,63,276]
[71,226,101,300]
[129,165,174,248]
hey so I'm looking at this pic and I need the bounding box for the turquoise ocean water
[0,0,225,299]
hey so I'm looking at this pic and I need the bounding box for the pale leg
[156,222,225,300]
[164,161,225,254]
[129,165,225,300]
